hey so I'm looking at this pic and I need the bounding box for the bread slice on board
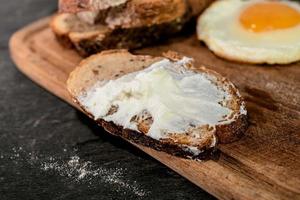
[51,0,189,56]
[52,0,214,56]
[67,50,248,160]
[58,0,189,27]
[59,0,215,19]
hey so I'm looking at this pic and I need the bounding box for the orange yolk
[240,2,300,32]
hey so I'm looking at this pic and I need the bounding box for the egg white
[197,0,300,64]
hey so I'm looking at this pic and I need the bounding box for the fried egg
[197,0,300,64]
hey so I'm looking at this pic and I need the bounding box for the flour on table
[41,156,148,197]
[1,146,149,198]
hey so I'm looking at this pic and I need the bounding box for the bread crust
[67,50,248,160]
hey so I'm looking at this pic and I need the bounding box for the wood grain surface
[9,17,300,200]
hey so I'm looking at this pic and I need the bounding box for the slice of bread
[67,50,248,160]
[52,0,215,56]
[59,0,188,27]
[51,0,189,56]
[59,0,215,18]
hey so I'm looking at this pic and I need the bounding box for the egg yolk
[240,2,300,32]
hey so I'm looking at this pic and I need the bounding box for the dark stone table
[0,1,215,199]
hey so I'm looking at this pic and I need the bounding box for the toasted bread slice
[52,0,215,56]
[59,0,214,19]
[59,0,188,27]
[67,50,248,160]
[51,0,189,56]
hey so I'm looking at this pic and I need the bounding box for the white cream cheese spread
[79,57,245,154]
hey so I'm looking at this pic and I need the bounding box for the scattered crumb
[2,146,149,198]
[41,156,148,197]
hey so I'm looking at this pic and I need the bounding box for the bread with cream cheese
[67,50,248,160]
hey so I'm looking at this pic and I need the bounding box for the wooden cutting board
[9,17,300,200]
